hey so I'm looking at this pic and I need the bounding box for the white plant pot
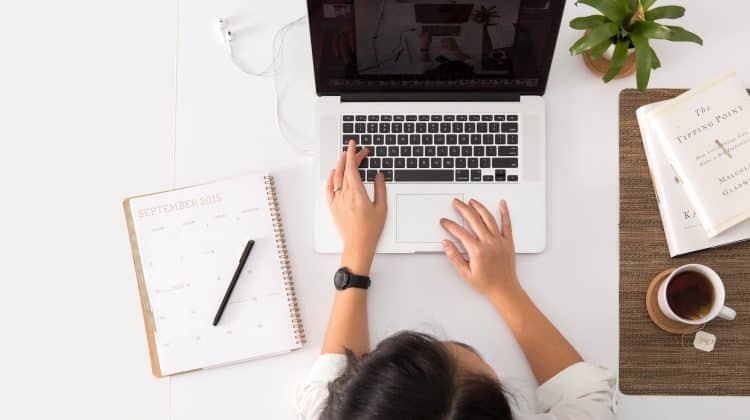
[602,43,635,61]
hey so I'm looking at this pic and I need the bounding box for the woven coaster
[645,268,701,335]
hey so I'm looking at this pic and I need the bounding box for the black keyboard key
[407,158,418,168]
[368,115,379,121]
[483,175,494,182]
[359,158,369,169]
[373,134,384,145]
[428,123,439,133]
[434,134,445,145]
[365,146,375,156]
[452,123,463,133]
[410,134,420,145]
[356,115,367,121]
[388,146,399,156]
[429,157,441,168]
[343,123,354,133]
[477,123,488,133]
[419,157,430,168]
[391,123,402,133]
[495,134,506,144]
[376,146,386,156]
[394,115,405,121]
[443,158,454,168]
[483,134,494,144]
[386,134,397,145]
[383,170,393,182]
[398,134,409,145]
[495,169,506,180]
[416,123,427,133]
[367,123,378,132]
[401,146,411,156]
[486,146,497,156]
[447,134,457,144]
[430,115,442,121]
[492,158,518,168]
[456,115,467,121]
[456,169,469,181]
[456,158,467,168]
[459,134,469,144]
[499,146,518,156]
[370,158,381,168]
[360,134,371,145]
[507,115,518,121]
[419,115,430,121]
[461,146,472,156]
[471,170,482,181]
[474,146,484,157]
[383,158,393,168]
[425,146,436,157]
[440,123,451,132]
[501,122,518,133]
[355,123,366,133]
[404,123,415,133]
[406,115,418,121]
[395,158,405,168]
[379,123,390,133]
[343,115,354,121]
[381,115,392,121]
[465,123,476,133]
[468,158,478,168]
[508,175,518,182]
[413,146,424,157]
[469,115,480,121]
[367,170,376,181]
[480,158,490,168]
[422,134,433,145]
[508,134,518,144]
[395,170,454,182]
[437,146,447,157]
[359,170,365,181]
[494,115,506,121]
[444,115,455,121]
[343,134,359,144]
[471,134,482,145]
[482,115,493,121]
[489,122,499,133]
[449,146,460,156]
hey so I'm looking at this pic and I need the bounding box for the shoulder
[295,354,348,420]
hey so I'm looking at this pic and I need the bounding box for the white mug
[657,264,737,325]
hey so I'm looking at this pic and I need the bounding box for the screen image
[307,0,565,95]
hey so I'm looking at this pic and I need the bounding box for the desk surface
[171,0,750,419]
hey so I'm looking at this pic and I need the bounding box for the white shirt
[296,354,615,420]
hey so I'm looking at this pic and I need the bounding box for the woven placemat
[619,89,750,396]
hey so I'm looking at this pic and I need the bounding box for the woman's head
[321,331,513,420]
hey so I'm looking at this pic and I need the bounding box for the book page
[129,174,298,375]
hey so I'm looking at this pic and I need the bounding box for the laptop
[309,0,565,254]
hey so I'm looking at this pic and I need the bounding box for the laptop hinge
[341,91,521,103]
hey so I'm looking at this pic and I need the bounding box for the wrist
[341,249,374,276]
[486,283,527,311]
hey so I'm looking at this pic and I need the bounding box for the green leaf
[570,15,610,29]
[645,5,685,20]
[664,25,703,45]
[569,22,619,55]
[603,39,630,82]
[576,0,628,23]
[632,21,672,39]
[590,39,612,59]
[650,46,661,69]
[642,0,657,9]
[631,34,652,90]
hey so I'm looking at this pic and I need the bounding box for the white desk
[170,1,750,419]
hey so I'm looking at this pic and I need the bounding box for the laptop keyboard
[342,114,519,183]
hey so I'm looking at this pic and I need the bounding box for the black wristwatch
[334,267,371,290]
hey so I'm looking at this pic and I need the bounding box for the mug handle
[718,305,737,321]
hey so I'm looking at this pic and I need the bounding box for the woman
[297,142,615,419]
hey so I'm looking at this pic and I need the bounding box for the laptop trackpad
[397,194,464,243]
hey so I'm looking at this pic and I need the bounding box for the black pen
[213,240,255,326]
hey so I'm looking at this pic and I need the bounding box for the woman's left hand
[326,140,388,276]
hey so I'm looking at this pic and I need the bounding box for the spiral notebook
[123,174,305,377]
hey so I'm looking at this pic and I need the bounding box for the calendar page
[127,174,299,375]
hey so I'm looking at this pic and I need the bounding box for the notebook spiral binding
[264,176,307,345]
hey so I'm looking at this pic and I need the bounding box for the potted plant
[568,0,702,90]
[472,5,501,68]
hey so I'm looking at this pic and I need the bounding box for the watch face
[334,268,349,290]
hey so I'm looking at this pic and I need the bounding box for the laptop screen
[307,0,565,96]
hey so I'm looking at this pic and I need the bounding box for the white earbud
[217,18,233,53]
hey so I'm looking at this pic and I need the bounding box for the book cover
[648,72,750,237]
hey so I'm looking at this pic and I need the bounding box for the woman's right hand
[439,199,521,300]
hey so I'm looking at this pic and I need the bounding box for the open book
[123,174,305,377]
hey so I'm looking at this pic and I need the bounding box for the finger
[325,168,335,205]
[442,239,470,278]
[344,140,360,187]
[356,146,369,165]
[333,151,346,192]
[468,199,499,235]
[440,217,477,249]
[373,171,387,209]
[500,200,513,239]
[453,199,490,239]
